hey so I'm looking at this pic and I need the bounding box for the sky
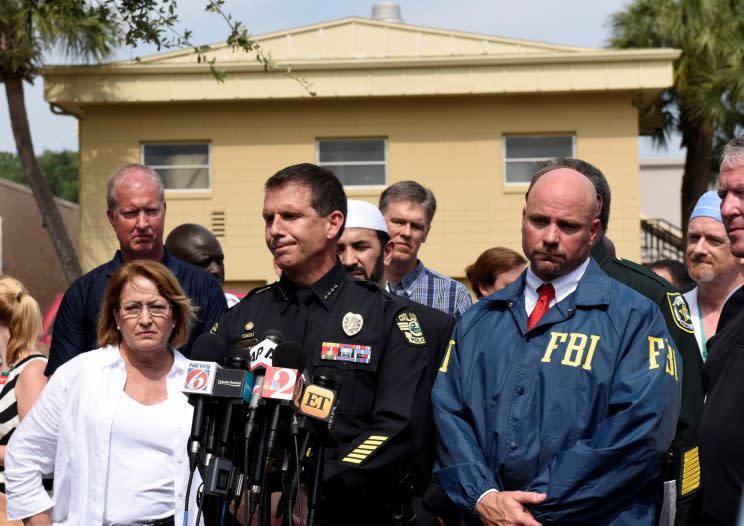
[0,0,684,158]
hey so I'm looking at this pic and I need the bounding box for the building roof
[0,177,78,210]
[133,16,595,64]
[42,16,678,132]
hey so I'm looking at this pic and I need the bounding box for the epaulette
[353,278,383,291]
[245,283,275,298]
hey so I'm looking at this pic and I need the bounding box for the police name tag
[321,341,371,364]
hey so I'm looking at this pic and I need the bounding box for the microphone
[183,333,226,471]
[217,350,255,453]
[243,330,284,459]
[204,349,257,497]
[249,341,307,515]
[299,367,343,441]
[246,330,283,427]
[277,368,343,524]
[249,329,283,373]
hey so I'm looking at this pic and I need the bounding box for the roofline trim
[42,48,681,76]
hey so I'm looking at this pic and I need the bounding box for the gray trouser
[658,480,677,526]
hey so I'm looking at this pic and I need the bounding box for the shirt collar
[100,343,188,379]
[525,257,591,304]
[276,260,347,313]
[105,247,171,277]
[393,260,426,294]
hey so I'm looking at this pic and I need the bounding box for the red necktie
[528,283,555,330]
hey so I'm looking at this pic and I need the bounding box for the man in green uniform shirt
[543,158,704,526]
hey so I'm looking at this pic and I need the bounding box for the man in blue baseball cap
[683,190,744,361]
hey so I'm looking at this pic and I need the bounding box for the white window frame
[140,142,212,191]
[316,138,388,188]
[503,134,576,185]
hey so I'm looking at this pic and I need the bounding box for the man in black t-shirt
[699,136,744,526]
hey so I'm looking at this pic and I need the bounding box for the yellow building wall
[79,92,639,287]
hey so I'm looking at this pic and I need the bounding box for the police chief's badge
[342,312,364,336]
[245,322,254,331]
[397,312,426,345]
[667,292,694,333]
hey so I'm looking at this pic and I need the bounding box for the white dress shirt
[478,257,590,507]
[5,345,200,525]
[523,258,590,315]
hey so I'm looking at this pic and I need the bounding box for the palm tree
[2,1,293,283]
[1,1,118,282]
[610,0,744,234]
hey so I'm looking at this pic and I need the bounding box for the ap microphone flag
[249,337,279,372]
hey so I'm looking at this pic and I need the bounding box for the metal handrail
[640,218,684,263]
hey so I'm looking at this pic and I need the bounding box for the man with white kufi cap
[338,199,459,524]
[337,199,391,284]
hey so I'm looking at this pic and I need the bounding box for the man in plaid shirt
[379,180,473,318]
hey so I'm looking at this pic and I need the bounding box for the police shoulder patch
[666,292,694,333]
[397,311,426,346]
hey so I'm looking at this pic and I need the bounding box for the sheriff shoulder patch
[666,293,694,333]
[397,312,426,346]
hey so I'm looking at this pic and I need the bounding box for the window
[503,135,574,184]
[317,139,386,186]
[141,143,210,190]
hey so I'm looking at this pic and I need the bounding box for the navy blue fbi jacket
[432,259,681,525]
[45,249,228,375]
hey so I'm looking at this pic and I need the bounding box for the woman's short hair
[466,247,527,299]
[97,260,196,349]
[0,275,42,365]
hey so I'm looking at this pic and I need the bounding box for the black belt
[105,517,175,526]
[141,518,174,526]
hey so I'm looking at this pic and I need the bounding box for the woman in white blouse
[5,260,199,526]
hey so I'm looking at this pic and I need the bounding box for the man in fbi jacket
[432,167,681,525]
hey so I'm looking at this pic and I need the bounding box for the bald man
[432,167,681,525]
[165,223,240,307]
[166,223,226,284]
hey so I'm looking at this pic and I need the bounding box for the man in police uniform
[337,199,458,522]
[433,167,681,525]
[213,164,427,524]
[543,157,705,525]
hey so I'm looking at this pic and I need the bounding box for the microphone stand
[306,443,326,526]
[276,434,311,526]
[277,418,303,526]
